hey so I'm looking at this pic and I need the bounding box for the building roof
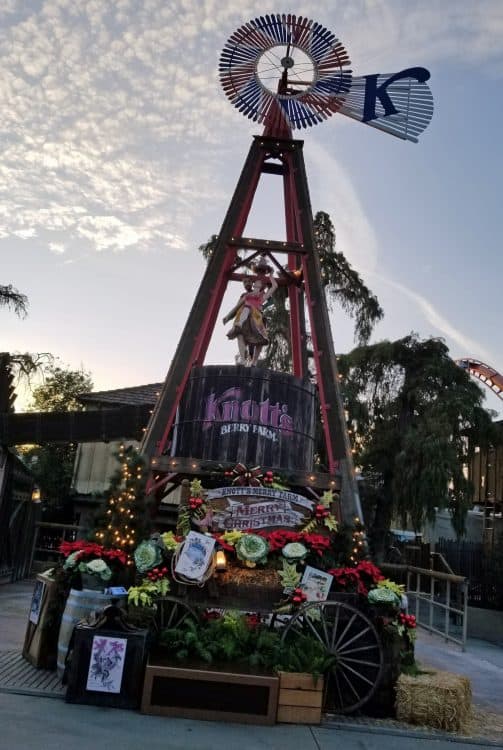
[79,383,163,407]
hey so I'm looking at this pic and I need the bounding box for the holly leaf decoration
[278,561,301,592]
[321,490,333,507]
[190,478,204,498]
[324,515,338,532]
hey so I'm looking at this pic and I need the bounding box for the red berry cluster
[315,503,329,520]
[399,612,416,629]
[245,613,262,628]
[291,587,307,605]
[188,496,204,511]
[263,471,274,485]
[147,566,168,581]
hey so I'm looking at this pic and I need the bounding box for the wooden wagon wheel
[281,600,383,714]
[156,596,199,630]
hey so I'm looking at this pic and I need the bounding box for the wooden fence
[436,537,502,610]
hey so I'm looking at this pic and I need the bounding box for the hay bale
[396,670,471,733]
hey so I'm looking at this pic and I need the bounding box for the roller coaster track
[456,358,503,400]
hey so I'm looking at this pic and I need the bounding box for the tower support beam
[141,135,363,525]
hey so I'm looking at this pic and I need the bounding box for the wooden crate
[141,660,279,725]
[277,671,324,724]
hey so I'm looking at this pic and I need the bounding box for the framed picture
[86,635,128,694]
[29,578,46,625]
[174,531,215,581]
[300,566,333,602]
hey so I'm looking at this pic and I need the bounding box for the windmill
[141,14,434,528]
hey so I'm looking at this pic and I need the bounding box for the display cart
[152,579,384,715]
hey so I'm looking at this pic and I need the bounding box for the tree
[93,445,150,552]
[29,365,92,413]
[199,212,383,371]
[315,212,383,345]
[338,334,496,560]
[24,364,93,515]
[0,283,28,318]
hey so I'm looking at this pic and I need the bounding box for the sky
[2,0,503,415]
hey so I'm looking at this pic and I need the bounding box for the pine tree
[94,445,150,553]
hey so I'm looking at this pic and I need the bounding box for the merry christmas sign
[206,486,314,531]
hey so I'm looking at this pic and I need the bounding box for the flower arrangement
[328,560,384,596]
[128,534,175,613]
[59,540,128,585]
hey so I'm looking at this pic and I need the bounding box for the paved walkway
[0,691,497,750]
[415,631,503,712]
[1,579,502,750]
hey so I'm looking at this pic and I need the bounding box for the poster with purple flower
[86,636,127,693]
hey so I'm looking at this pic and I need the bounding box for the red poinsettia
[258,529,303,551]
[355,560,384,586]
[59,540,128,567]
[328,566,368,595]
[301,533,331,556]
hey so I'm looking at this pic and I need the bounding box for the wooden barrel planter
[56,589,126,676]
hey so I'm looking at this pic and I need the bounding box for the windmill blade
[339,67,434,143]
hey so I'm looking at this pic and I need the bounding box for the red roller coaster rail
[456,358,503,400]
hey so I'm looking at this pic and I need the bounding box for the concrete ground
[415,630,503,712]
[0,692,497,750]
[1,579,502,750]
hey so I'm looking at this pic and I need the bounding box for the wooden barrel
[173,365,317,472]
[56,588,125,676]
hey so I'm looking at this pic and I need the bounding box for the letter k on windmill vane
[220,13,433,141]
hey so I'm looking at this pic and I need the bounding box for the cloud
[0,0,501,258]
[370,271,495,363]
[307,139,379,272]
[48,242,65,254]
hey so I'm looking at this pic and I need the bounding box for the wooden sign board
[206,486,314,532]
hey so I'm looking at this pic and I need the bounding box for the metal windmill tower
[141,14,434,528]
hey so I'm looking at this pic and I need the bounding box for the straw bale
[396,670,471,733]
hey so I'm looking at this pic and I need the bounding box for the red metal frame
[141,126,361,522]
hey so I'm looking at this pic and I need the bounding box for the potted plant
[60,540,128,591]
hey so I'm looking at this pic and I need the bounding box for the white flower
[63,551,81,569]
[83,558,112,581]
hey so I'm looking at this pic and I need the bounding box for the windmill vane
[219,13,433,142]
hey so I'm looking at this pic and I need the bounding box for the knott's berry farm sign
[203,387,293,441]
[173,366,317,473]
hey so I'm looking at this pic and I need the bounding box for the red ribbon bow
[231,463,263,486]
